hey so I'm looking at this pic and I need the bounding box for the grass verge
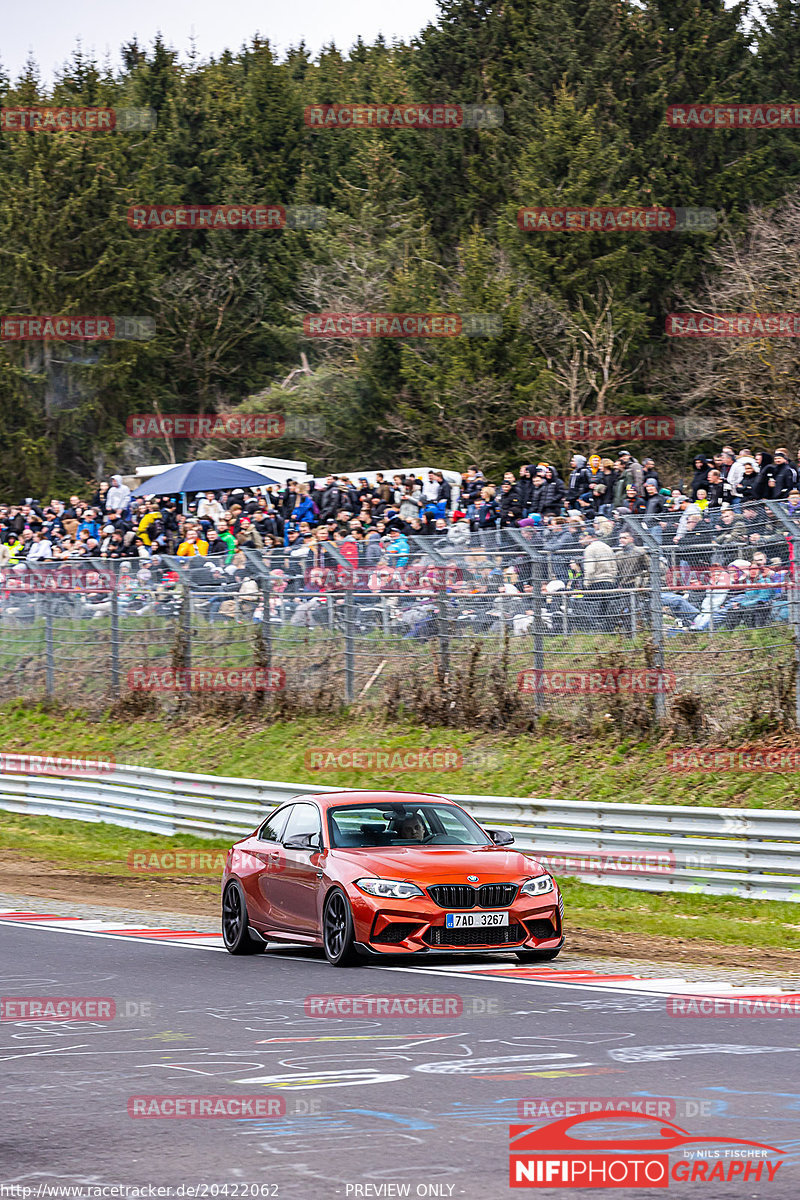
[1,700,800,808]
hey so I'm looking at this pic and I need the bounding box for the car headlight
[355,878,425,899]
[520,874,555,897]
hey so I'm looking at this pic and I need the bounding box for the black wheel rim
[325,893,347,958]
[223,885,243,945]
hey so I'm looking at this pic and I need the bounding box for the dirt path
[1,851,798,972]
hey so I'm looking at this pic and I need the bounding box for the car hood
[328,845,544,882]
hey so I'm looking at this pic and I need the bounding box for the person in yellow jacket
[137,505,161,546]
[176,530,208,556]
[2,536,24,565]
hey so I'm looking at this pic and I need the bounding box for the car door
[246,806,292,930]
[271,803,324,937]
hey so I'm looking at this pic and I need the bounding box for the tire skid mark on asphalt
[2,913,799,1000]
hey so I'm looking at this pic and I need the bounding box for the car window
[327,802,488,848]
[282,803,322,843]
[258,807,291,842]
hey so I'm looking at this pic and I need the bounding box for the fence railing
[1,762,798,902]
[0,500,798,731]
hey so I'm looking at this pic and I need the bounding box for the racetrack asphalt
[1,910,799,1199]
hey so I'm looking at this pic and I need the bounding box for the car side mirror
[488,829,514,846]
[284,832,321,851]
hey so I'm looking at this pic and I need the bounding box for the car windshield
[327,802,491,848]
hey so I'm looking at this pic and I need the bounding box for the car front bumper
[348,887,563,955]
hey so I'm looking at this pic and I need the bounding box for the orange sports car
[221,790,564,966]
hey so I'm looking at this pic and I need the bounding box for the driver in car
[397,814,427,841]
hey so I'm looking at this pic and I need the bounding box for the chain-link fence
[1,499,797,734]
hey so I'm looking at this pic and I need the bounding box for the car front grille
[427,883,518,909]
[423,923,525,947]
[374,922,422,944]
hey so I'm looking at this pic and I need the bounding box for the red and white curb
[0,910,227,950]
[1,910,798,1000]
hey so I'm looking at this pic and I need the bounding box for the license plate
[445,911,509,928]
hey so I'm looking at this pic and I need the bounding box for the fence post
[110,563,120,700]
[44,597,54,698]
[436,577,452,677]
[621,515,666,722]
[648,547,667,720]
[763,502,800,727]
[181,587,192,696]
[344,579,355,703]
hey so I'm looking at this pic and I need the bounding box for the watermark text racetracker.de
[304,102,503,129]
[0,316,154,342]
[128,204,325,231]
[0,996,153,1020]
[518,668,676,695]
[516,415,717,442]
[126,414,324,439]
[667,747,800,772]
[127,667,285,693]
[518,206,716,232]
[304,993,498,1017]
[303,312,501,337]
[304,747,503,772]
[666,312,800,337]
[0,106,156,132]
[668,996,800,1017]
[127,1095,317,1118]
[0,752,114,777]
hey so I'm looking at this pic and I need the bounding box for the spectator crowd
[1,445,799,635]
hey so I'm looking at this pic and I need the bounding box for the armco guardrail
[0,764,798,902]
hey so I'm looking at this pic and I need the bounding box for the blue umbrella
[132,460,281,498]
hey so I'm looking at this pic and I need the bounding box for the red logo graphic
[518,669,675,695]
[510,1113,784,1187]
[127,666,285,693]
[1,997,116,1021]
[305,994,462,1017]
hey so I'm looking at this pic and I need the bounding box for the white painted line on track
[1,913,798,1000]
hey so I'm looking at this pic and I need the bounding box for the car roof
[292,790,454,811]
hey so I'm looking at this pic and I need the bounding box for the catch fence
[0,499,797,733]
